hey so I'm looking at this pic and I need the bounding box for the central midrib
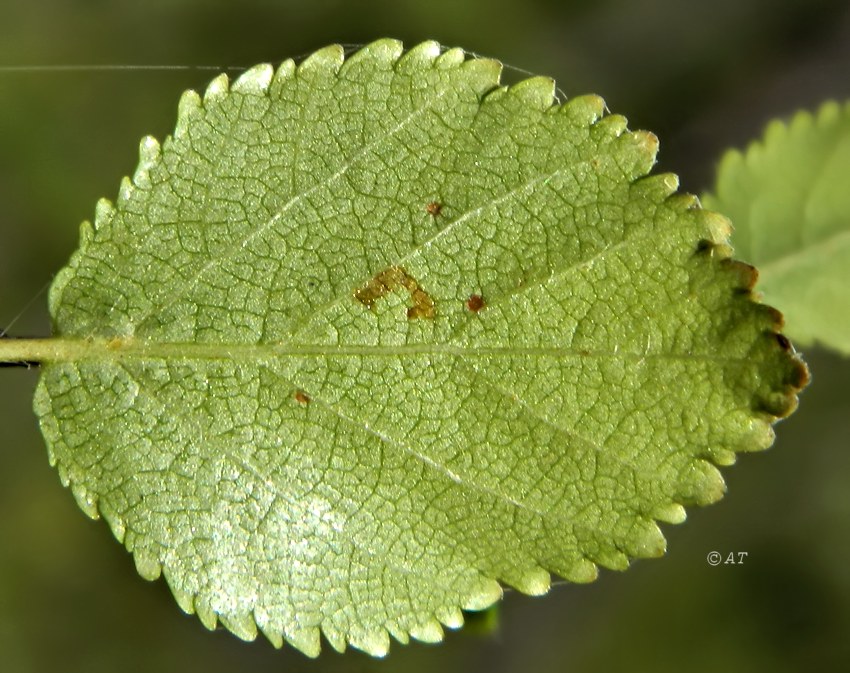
[0,337,753,365]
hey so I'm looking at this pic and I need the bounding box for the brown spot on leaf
[775,333,791,351]
[425,201,443,217]
[294,390,310,405]
[354,266,436,320]
[466,294,486,312]
[695,239,714,254]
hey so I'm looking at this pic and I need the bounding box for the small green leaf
[704,100,850,354]
[33,40,806,656]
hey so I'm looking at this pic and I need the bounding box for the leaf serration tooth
[435,605,464,629]
[133,548,162,581]
[356,38,403,68]
[398,40,441,70]
[652,502,687,525]
[78,220,94,245]
[203,73,229,102]
[460,578,502,610]
[70,481,99,519]
[349,628,390,657]
[272,59,295,88]
[165,572,196,614]
[560,557,598,584]
[117,176,134,206]
[138,135,160,169]
[232,63,273,94]
[220,612,258,642]
[193,595,219,631]
[257,617,284,649]
[509,76,556,110]
[561,93,605,124]
[283,626,321,658]
[176,88,201,126]
[322,624,347,653]
[435,46,465,68]
[94,198,116,229]
[592,113,629,138]
[299,43,345,75]
[408,619,444,643]
[513,565,550,595]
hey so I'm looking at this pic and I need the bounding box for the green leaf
[703,100,850,355]
[32,39,806,656]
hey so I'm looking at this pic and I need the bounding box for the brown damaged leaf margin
[354,266,437,319]
[695,238,810,418]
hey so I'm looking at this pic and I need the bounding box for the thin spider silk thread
[0,43,569,100]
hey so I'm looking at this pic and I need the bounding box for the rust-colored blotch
[294,390,311,405]
[354,266,436,320]
[466,294,486,312]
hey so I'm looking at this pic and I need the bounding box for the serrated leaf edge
[41,38,809,658]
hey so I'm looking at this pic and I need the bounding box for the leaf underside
[35,39,807,657]
[704,100,850,355]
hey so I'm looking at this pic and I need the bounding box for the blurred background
[1,1,849,671]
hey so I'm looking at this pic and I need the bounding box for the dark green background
[1,1,848,671]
